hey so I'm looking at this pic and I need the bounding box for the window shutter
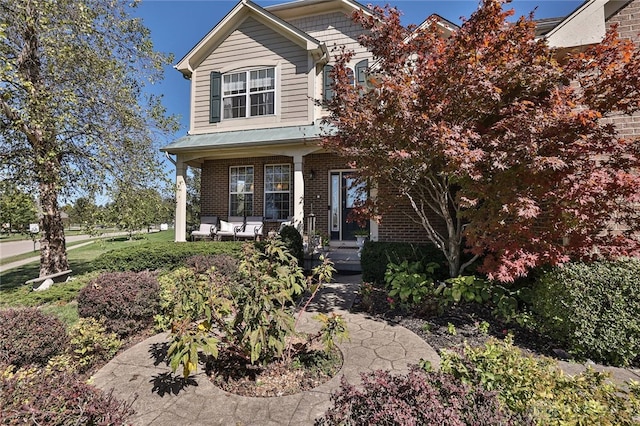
[355,59,368,86]
[323,65,334,102]
[210,71,221,123]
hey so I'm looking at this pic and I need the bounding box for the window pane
[264,165,290,219]
[223,73,246,95]
[265,193,290,220]
[250,68,274,92]
[250,92,274,116]
[223,96,246,119]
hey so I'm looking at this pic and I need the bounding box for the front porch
[304,237,364,273]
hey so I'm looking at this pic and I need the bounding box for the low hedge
[316,367,528,425]
[0,308,69,368]
[1,363,133,425]
[361,241,448,283]
[441,337,640,424]
[92,241,243,272]
[77,271,160,338]
[532,259,640,366]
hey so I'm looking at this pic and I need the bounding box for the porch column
[175,156,187,242]
[293,154,305,231]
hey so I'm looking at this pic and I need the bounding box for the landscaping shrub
[361,241,448,283]
[531,259,640,366]
[77,271,160,338]
[0,308,69,367]
[165,240,338,377]
[68,317,122,372]
[384,259,440,311]
[92,241,243,272]
[0,272,97,308]
[279,225,304,266]
[315,367,529,425]
[441,336,640,425]
[0,363,133,425]
[184,253,239,275]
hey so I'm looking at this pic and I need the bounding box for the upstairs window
[323,59,368,102]
[210,68,275,122]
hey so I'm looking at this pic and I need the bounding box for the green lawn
[0,229,88,243]
[0,230,176,326]
[0,230,175,298]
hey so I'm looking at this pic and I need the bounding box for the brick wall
[603,0,640,139]
[201,152,442,243]
[302,153,445,242]
[201,155,292,222]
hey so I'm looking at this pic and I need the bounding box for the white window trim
[229,165,254,216]
[264,164,292,221]
[222,67,276,120]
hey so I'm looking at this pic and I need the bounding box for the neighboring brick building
[162,0,638,246]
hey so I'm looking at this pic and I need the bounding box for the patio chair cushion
[191,223,216,240]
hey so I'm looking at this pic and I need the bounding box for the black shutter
[210,71,221,123]
[355,59,368,86]
[323,64,334,102]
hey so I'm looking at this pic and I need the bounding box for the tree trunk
[39,180,68,277]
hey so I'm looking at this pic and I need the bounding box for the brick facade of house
[602,0,640,139]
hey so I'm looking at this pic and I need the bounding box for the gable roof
[545,0,631,48]
[266,0,374,20]
[175,0,328,78]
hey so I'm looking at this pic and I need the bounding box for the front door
[329,171,368,241]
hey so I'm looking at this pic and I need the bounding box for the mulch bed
[206,337,343,397]
[351,285,571,361]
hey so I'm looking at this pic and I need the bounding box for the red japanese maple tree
[323,0,640,281]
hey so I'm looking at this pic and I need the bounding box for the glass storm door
[329,171,368,241]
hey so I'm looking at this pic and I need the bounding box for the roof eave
[174,0,325,77]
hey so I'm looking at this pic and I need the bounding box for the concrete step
[327,247,361,273]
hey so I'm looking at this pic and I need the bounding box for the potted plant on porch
[353,228,369,257]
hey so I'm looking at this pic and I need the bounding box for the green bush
[361,241,448,283]
[0,308,69,367]
[165,240,338,377]
[92,241,243,272]
[68,317,122,372]
[384,260,440,309]
[531,259,640,366]
[441,336,640,425]
[279,225,304,266]
[77,271,160,338]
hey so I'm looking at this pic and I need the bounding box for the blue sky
[133,0,584,176]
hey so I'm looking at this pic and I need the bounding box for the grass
[0,230,175,294]
[0,229,87,243]
[0,240,94,266]
[0,230,178,329]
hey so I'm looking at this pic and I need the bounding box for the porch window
[264,164,291,220]
[222,68,275,119]
[229,166,254,216]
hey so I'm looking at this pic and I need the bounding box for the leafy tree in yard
[108,186,168,239]
[69,196,101,235]
[324,0,640,281]
[186,166,201,230]
[0,181,37,234]
[0,0,178,277]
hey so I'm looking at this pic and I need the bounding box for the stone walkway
[91,274,440,426]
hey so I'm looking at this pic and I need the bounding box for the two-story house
[162,0,640,248]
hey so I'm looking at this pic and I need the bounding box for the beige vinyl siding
[289,11,372,116]
[193,17,310,132]
[288,11,370,58]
